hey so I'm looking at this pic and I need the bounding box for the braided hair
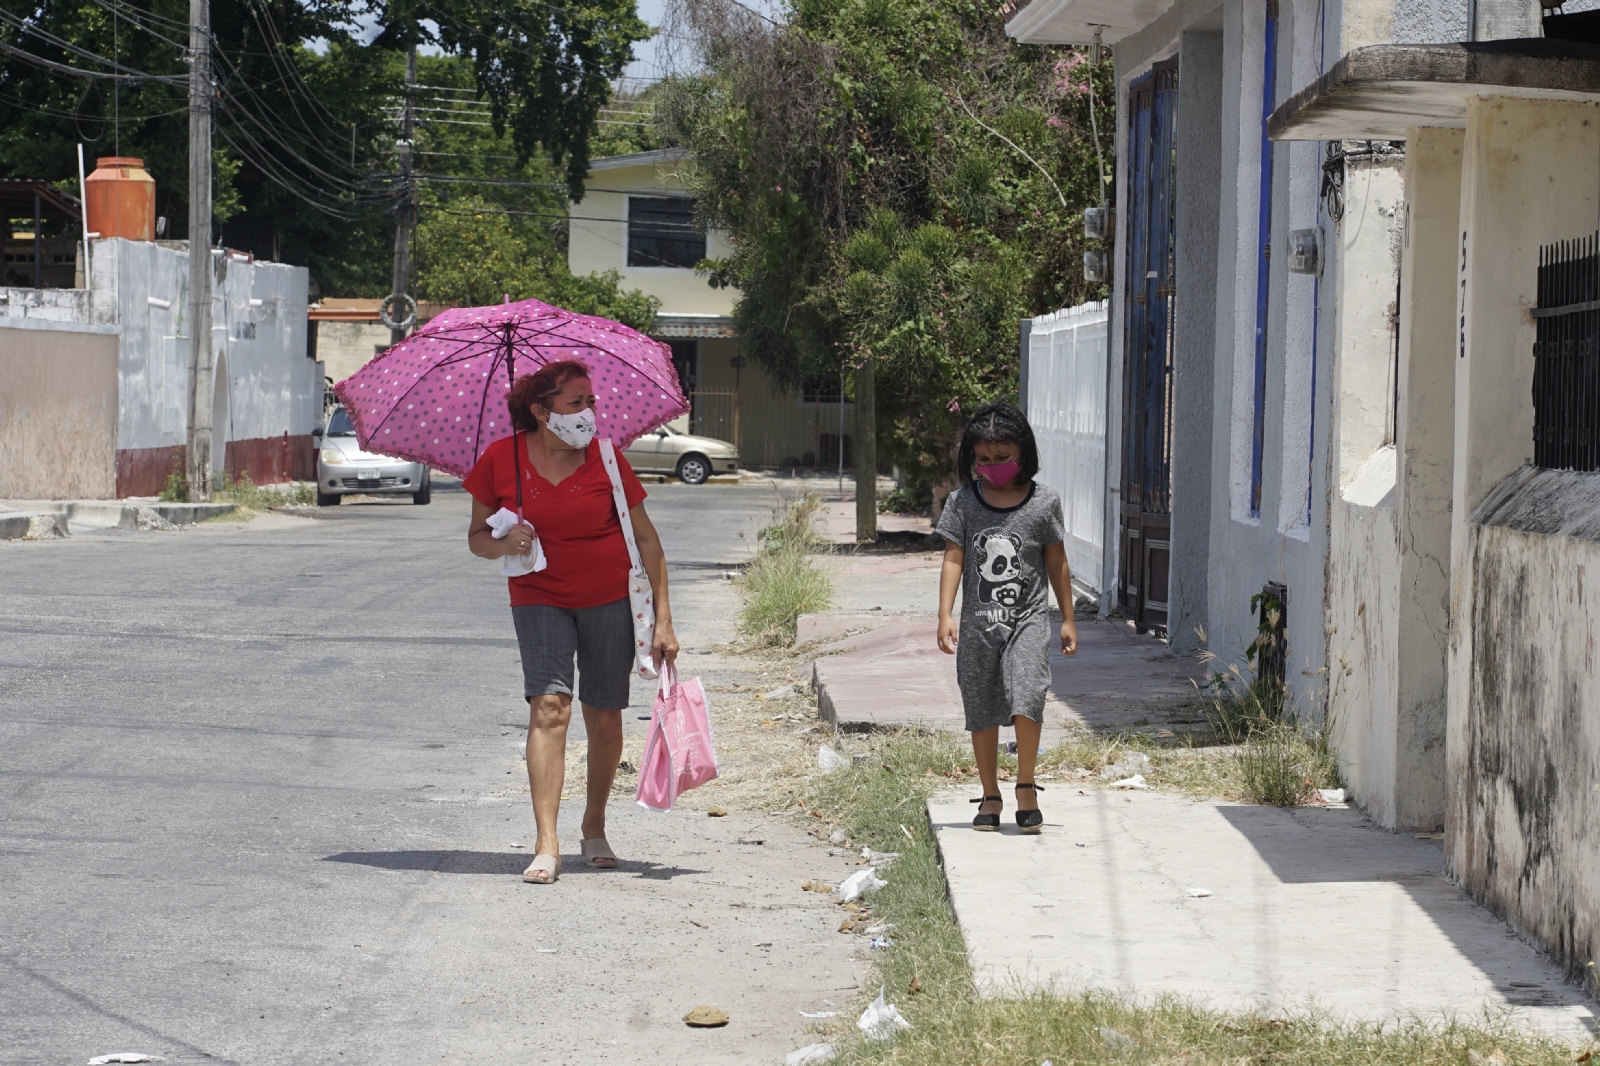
[956,401,1040,486]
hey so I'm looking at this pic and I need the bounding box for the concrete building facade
[569,150,858,470]
[0,237,320,497]
[1011,0,1600,992]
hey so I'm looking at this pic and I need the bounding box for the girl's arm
[1043,541,1078,655]
[468,498,529,559]
[937,540,963,654]
[629,502,679,667]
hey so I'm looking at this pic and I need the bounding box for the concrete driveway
[0,479,860,1065]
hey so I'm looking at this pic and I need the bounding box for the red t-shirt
[463,434,648,609]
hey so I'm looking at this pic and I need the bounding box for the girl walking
[936,402,1077,833]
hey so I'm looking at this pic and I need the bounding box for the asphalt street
[0,478,862,1065]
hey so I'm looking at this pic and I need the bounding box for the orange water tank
[85,157,156,241]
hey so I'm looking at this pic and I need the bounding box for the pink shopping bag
[635,664,719,812]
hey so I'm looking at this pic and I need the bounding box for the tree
[658,0,1113,500]
[0,0,652,292]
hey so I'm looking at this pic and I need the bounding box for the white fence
[1026,300,1108,594]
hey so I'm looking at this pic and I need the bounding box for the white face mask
[544,408,596,450]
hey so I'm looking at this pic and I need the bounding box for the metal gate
[1119,60,1179,634]
[690,389,741,449]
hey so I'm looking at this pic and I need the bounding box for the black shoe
[970,795,1002,831]
[1015,782,1044,833]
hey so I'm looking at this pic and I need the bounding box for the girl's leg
[580,704,624,842]
[1013,714,1042,811]
[527,694,572,862]
[971,726,1002,817]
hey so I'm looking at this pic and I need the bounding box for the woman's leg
[1013,713,1042,811]
[527,694,572,860]
[971,725,1001,817]
[572,597,633,849]
[580,704,623,842]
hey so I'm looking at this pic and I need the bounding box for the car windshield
[327,408,356,436]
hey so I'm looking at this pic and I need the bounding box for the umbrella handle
[505,327,526,525]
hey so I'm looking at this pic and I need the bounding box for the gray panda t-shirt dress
[935,480,1066,732]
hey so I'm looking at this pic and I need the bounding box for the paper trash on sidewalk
[786,1044,837,1065]
[1186,887,1213,898]
[857,988,913,1043]
[1100,753,1152,778]
[89,1056,168,1065]
[817,746,847,774]
[1314,788,1347,805]
[1108,774,1149,790]
[837,867,886,902]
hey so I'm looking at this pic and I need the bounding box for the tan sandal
[581,837,618,869]
[522,853,561,884]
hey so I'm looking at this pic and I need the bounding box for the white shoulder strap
[597,438,646,572]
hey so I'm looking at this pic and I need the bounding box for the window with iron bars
[1533,234,1600,471]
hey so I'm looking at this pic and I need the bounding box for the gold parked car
[622,425,739,485]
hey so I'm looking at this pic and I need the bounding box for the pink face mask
[975,459,1021,487]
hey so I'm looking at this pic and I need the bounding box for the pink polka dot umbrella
[331,298,690,478]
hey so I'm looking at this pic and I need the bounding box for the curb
[1,502,237,539]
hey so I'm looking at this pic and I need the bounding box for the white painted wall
[91,240,317,454]
[1027,301,1108,593]
[1446,96,1600,990]
[2,239,316,459]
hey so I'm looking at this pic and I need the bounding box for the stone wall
[1451,466,1600,988]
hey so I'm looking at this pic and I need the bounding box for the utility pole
[389,46,417,347]
[185,0,214,502]
[854,359,876,542]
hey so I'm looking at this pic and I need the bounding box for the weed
[739,493,834,644]
[209,473,315,512]
[157,448,188,502]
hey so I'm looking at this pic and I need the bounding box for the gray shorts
[510,598,634,710]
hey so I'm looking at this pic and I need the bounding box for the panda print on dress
[973,528,1025,638]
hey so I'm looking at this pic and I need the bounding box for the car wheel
[316,488,340,507]
[413,471,431,505]
[677,454,711,486]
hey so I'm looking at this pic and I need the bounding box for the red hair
[507,359,591,433]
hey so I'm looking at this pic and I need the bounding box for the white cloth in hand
[486,507,547,575]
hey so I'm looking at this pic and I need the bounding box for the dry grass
[797,728,1595,1066]
[496,639,1592,1066]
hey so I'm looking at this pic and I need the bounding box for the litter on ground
[837,867,887,902]
[817,746,847,774]
[1186,887,1213,898]
[1099,1026,1134,1048]
[858,988,913,1042]
[786,1044,838,1065]
[1108,774,1149,790]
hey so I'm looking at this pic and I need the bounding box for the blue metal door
[1119,60,1178,635]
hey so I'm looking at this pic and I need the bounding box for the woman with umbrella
[464,358,679,885]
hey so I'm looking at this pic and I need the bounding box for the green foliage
[0,0,649,292]
[739,493,834,643]
[412,193,659,329]
[660,0,1114,490]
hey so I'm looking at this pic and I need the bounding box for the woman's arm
[467,498,531,560]
[629,502,679,667]
[1042,541,1078,655]
[937,540,963,654]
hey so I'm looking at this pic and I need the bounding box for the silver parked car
[315,405,431,506]
[622,425,739,485]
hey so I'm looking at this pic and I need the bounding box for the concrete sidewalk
[930,790,1598,1039]
[807,609,1205,736]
